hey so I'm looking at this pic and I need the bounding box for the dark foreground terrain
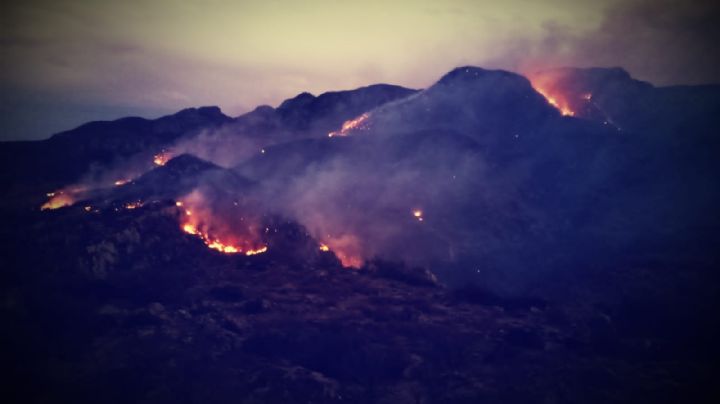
[2,202,719,403]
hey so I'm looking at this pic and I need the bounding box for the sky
[1,0,719,141]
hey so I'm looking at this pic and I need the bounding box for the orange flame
[41,193,74,210]
[176,191,267,256]
[182,221,243,253]
[40,185,88,210]
[533,86,575,116]
[245,246,268,256]
[328,113,371,138]
[124,201,143,210]
[320,234,363,268]
[153,150,173,166]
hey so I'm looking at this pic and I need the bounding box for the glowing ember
[124,201,143,210]
[412,209,424,221]
[84,206,93,212]
[114,179,130,186]
[328,113,370,137]
[319,244,330,252]
[153,150,172,166]
[582,93,593,101]
[41,193,74,210]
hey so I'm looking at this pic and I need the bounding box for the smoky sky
[1,0,719,141]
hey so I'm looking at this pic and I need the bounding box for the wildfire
[176,192,268,256]
[181,222,239,253]
[533,86,574,116]
[40,185,88,210]
[182,223,197,234]
[153,150,172,166]
[245,246,268,256]
[319,235,363,268]
[41,193,74,210]
[413,209,424,222]
[328,113,371,138]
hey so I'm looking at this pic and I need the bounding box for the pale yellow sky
[1,0,717,139]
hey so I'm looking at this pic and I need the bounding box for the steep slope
[166,84,419,167]
[92,154,257,207]
[0,107,233,190]
[366,67,560,143]
[273,84,419,135]
[233,66,719,293]
[0,85,418,209]
[527,67,720,137]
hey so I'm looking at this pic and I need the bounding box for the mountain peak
[171,106,230,121]
[270,85,417,133]
[356,65,559,144]
[162,153,221,173]
[277,92,316,111]
[436,66,523,86]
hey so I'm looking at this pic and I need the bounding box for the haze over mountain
[2,65,719,403]
[5,66,719,284]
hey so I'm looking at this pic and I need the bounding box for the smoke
[178,187,267,255]
[499,0,720,85]
[38,62,717,296]
[167,127,267,168]
[212,67,582,293]
[251,138,483,268]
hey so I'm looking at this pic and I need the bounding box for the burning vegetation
[328,113,371,137]
[124,201,143,210]
[533,86,575,116]
[40,186,89,210]
[176,193,268,256]
[319,234,364,268]
[528,75,600,120]
[153,150,173,166]
[41,192,74,210]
